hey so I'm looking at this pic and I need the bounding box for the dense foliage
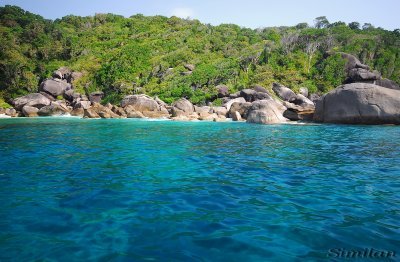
[1,5,399,104]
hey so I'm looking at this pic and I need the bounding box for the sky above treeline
[1,0,399,30]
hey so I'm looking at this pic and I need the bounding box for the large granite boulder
[228,102,252,119]
[38,103,69,116]
[74,100,92,110]
[240,89,271,102]
[172,98,194,114]
[337,52,370,71]
[247,99,287,124]
[272,83,297,102]
[22,105,39,117]
[5,108,18,117]
[224,97,246,111]
[195,106,213,120]
[39,79,72,97]
[121,94,169,118]
[348,68,381,82]
[290,94,314,107]
[314,83,400,124]
[375,79,400,90]
[91,103,120,119]
[12,93,51,110]
[283,101,315,121]
[212,106,228,117]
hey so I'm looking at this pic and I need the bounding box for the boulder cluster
[314,53,400,125]
[2,53,400,125]
[1,66,316,124]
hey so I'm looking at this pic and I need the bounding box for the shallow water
[0,118,399,261]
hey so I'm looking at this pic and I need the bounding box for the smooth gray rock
[5,108,17,117]
[272,83,297,102]
[12,93,51,110]
[39,79,72,97]
[172,98,194,114]
[74,100,92,110]
[348,68,381,82]
[22,105,39,117]
[314,83,400,124]
[38,104,69,116]
[337,52,370,71]
[240,89,271,102]
[290,94,314,107]
[121,95,159,110]
[247,99,287,124]
[212,106,228,117]
[375,79,400,90]
[122,95,169,118]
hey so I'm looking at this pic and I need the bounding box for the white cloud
[171,8,194,19]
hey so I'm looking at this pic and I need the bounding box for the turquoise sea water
[0,118,399,261]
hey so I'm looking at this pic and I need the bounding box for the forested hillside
[1,5,399,105]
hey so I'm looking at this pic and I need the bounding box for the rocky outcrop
[5,108,18,117]
[348,68,381,82]
[22,106,39,117]
[89,91,104,103]
[240,89,271,102]
[224,97,246,111]
[74,100,92,110]
[228,102,251,119]
[84,108,100,118]
[314,83,400,124]
[12,93,51,110]
[38,103,70,116]
[91,103,120,119]
[283,101,315,121]
[272,83,297,102]
[39,79,72,98]
[121,94,169,118]
[337,52,370,72]
[375,79,400,90]
[212,106,228,117]
[171,98,199,119]
[290,94,314,107]
[63,89,81,102]
[247,99,287,124]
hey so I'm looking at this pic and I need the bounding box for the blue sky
[1,0,399,30]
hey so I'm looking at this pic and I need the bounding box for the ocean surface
[0,117,399,261]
